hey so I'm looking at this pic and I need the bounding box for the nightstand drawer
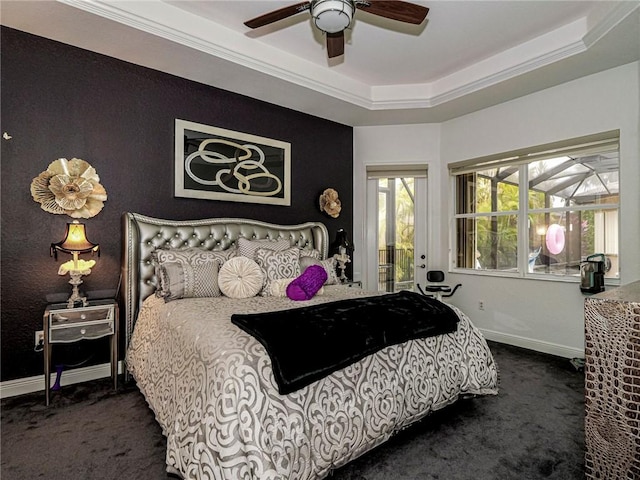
[49,306,113,326]
[50,320,114,342]
[43,299,119,405]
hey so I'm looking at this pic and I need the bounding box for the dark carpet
[0,342,585,480]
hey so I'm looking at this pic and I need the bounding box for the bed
[121,212,499,480]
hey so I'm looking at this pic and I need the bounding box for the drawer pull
[80,314,87,320]
[80,328,87,335]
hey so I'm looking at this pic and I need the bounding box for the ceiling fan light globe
[312,0,353,33]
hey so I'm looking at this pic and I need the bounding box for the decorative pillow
[299,248,321,260]
[157,260,221,302]
[153,246,235,266]
[265,278,296,297]
[286,265,328,301]
[254,247,301,296]
[218,256,264,299]
[152,247,229,299]
[300,256,340,285]
[263,278,324,297]
[213,247,237,264]
[237,237,291,259]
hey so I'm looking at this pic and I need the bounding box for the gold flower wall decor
[30,158,107,218]
[319,188,341,218]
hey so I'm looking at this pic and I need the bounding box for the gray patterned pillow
[237,237,291,259]
[254,247,301,296]
[299,248,321,260]
[300,256,340,285]
[152,247,230,299]
[157,260,221,301]
[153,247,235,266]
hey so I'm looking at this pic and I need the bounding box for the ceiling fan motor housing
[312,0,354,33]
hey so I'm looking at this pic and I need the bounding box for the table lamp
[51,220,100,308]
[331,229,353,283]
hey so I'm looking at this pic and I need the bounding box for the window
[450,131,620,280]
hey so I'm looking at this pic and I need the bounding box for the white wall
[353,61,640,358]
[353,123,441,283]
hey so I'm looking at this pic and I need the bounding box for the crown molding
[54,0,640,114]
[583,0,640,48]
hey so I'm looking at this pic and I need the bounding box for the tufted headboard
[120,212,329,350]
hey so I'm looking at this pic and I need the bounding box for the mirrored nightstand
[43,299,118,405]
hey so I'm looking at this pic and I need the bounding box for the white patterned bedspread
[126,286,498,480]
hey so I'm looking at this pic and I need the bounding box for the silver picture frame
[174,119,291,206]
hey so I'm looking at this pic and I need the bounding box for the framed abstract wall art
[174,119,291,206]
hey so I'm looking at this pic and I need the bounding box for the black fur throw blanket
[231,291,460,394]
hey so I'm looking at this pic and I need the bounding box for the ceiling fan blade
[326,31,345,58]
[356,1,429,25]
[244,1,311,29]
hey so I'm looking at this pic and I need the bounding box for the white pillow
[264,278,325,297]
[265,278,295,297]
[218,256,264,299]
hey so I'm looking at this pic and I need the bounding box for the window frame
[448,131,620,284]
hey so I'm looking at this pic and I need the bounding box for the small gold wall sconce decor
[30,158,107,218]
[319,188,341,218]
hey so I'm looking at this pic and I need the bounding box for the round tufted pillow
[218,256,264,299]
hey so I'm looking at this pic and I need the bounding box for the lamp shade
[51,220,99,258]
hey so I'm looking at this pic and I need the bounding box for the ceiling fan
[244,0,429,59]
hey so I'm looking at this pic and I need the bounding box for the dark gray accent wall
[1,26,354,382]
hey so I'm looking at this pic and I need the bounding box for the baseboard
[1,333,582,399]
[480,328,585,359]
[0,361,124,399]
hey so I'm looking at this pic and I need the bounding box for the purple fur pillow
[286,265,328,301]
